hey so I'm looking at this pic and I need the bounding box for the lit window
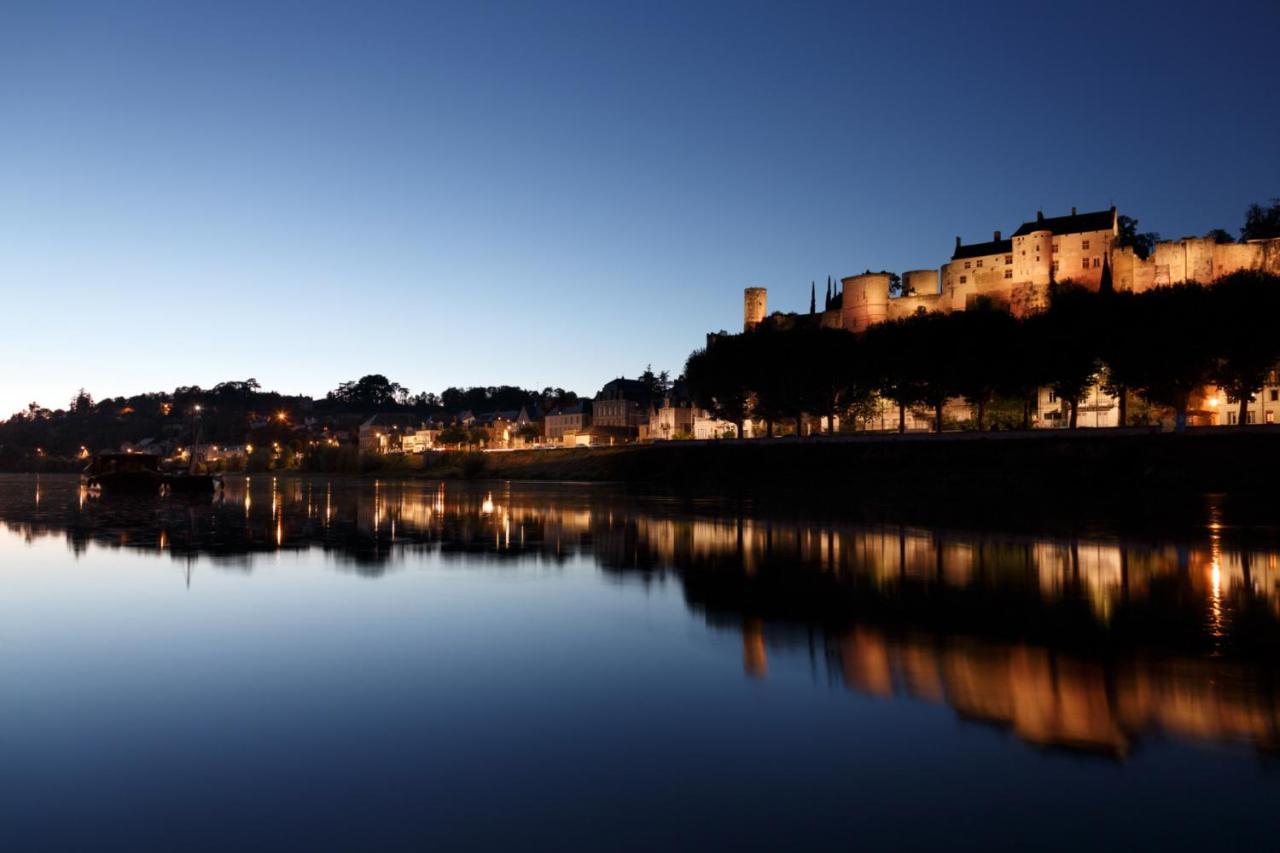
[1269,411,1275,424]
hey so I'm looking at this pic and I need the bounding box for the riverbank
[423,426,1280,500]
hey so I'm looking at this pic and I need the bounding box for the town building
[545,401,591,443]
[592,378,654,429]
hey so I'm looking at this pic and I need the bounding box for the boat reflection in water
[5,473,1280,761]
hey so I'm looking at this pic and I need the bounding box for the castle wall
[887,292,946,321]
[1118,237,1280,292]
[903,269,940,296]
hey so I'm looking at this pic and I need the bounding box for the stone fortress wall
[745,206,1280,334]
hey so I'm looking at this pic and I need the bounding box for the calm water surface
[3,474,1280,850]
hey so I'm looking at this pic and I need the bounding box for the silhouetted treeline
[686,271,1280,435]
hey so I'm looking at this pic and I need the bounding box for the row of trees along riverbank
[685,271,1280,435]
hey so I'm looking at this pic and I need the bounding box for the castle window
[1052,243,1059,252]
[1269,411,1276,424]
[976,259,983,268]
[1093,257,1101,268]
[1005,255,1013,265]
[1271,389,1278,401]
[1053,260,1059,271]
[959,275,967,284]
[1082,258,1090,269]
[1082,240,1090,250]
[1004,270,1013,279]
[964,261,971,269]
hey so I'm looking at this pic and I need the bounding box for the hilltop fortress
[744,206,1280,333]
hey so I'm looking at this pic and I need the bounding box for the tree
[1208,271,1280,426]
[437,424,470,447]
[70,389,94,414]
[1205,228,1234,244]
[328,375,406,410]
[742,328,796,436]
[805,328,868,433]
[809,282,816,315]
[949,304,1017,430]
[1241,199,1280,241]
[1096,290,1142,427]
[685,335,752,438]
[863,319,926,433]
[638,365,670,398]
[1037,283,1103,429]
[1117,214,1159,260]
[1129,283,1216,430]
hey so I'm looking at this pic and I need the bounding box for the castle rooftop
[1010,206,1115,238]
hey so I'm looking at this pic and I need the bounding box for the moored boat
[82,452,166,494]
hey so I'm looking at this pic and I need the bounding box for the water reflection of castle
[4,474,1280,758]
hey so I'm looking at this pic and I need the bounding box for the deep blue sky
[3,1,1278,414]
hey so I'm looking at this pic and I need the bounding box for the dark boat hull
[84,471,166,494]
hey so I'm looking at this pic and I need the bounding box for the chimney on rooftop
[1071,206,1077,216]
[993,230,1001,242]
[1036,210,1044,222]
[955,236,962,249]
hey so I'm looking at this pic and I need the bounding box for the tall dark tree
[685,336,751,438]
[863,319,925,433]
[1097,290,1141,427]
[1205,228,1235,244]
[1129,283,1216,430]
[1208,271,1280,426]
[949,304,1017,431]
[809,282,816,315]
[1038,283,1102,429]
[1117,214,1159,260]
[1241,199,1280,241]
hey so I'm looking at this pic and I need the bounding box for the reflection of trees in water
[7,474,1280,757]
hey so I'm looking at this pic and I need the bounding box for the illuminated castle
[743,206,1280,334]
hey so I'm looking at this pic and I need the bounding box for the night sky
[3,0,1278,414]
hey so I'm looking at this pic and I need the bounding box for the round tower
[840,273,892,332]
[744,287,767,331]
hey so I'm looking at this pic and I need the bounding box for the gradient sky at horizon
[3,1,1278,415]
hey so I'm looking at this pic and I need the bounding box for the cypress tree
[810,281,816,314]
